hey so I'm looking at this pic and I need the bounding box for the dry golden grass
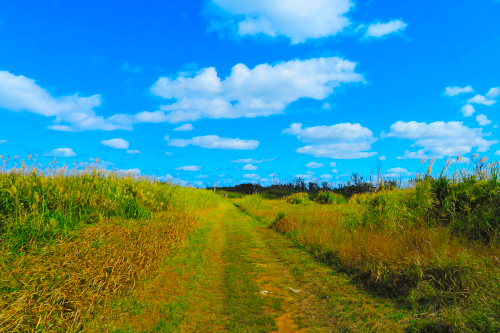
[239,190,500,331]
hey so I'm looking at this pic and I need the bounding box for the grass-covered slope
[0,160,220,332]
[238,159,500,332]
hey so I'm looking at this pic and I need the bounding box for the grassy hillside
[0,159,220,332]
[237,158,500,332]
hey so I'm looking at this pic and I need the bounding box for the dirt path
[88,202,410,332]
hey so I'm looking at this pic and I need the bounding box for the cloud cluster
[446,85,499,118]
[101,138,130,149]
[0,71,130,132]
[175,165,202,171]
[242,164,258,170]
[386,121,498,159]
[306,162,324,168]
[283,122,377,159]
[168,135,259,150]
[365,20,407,38]
[43,148,77,157]
[209,0,354,44]
[149,57,364,123]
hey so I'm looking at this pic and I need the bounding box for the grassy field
[0,159,220,332]
[237,157,500,332]
[1,155,499,332]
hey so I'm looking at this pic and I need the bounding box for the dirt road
[88,202,409,332]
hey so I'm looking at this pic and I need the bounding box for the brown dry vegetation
[238,160,500,332]
[0,158,220,332]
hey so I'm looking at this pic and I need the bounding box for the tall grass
[0,157,220,332]
[244,158,500,332]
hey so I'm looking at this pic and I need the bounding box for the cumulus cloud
[306,162,324,168]
[168,135,259,150]
[378,156,387,161]
[385,167,412,177]
[330,162,336,167]
[174,123,194,131]
[486,87,500,99]
[467,94,496,106]
[387,121,498,159]
[461,104,475,117]
[242,164,258,170]
[43,148,77,157]
[209,0,354,44]
[476,114,492,126]
[101,138,129,149]
[0,71,130,132]
[444,86,473,96]
[283,122,377,159]
[365,20,407,38]
[175,165,202,171]
[294,171,315,179]
[149,58,364,123]
[230,158,275,163]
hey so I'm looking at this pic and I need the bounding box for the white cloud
[230,158,275,163]
[242,164,258,170]
[332,169,338,173]
[175,165,202,171]
[284,122,377,159]
[320,174,332,179]
[486,87,500,99]
[283,122,373,143]
[294,171,315,179]
[126,150,141,154]
[365,20,407,38]
[268,172,278,177]
[330,162,336,167]
[306,162,324,168]
[164,152,173,156]
[476,114,492,126]
[218,174,225,177]
[149,58,364,123]
[385,167,412,178]
[196,175,209,179]
[101,138,129,149]
[209,0,354,44]
[495,150,500,156]
[444,86,473,96]
[0,71,131,132]
[173,123,194,131]
[322,103,331,109]
[387,121,498,159]
[461,104,475,117]
[242,173,260,179]
[467,94,496,106]
[43,148,77,157]
[378,156,387,161]
[168,135,259,150]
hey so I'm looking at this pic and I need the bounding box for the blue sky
[1,0,499,187]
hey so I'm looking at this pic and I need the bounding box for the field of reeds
[238,156,500,332]
[0,156,220,332]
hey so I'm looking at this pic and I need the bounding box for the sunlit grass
[240,157,500,332]
[0,156,221,332]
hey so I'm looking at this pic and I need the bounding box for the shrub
[316,191,346,204]
[284,192,310,204]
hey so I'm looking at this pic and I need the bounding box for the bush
[316,191,346,204]
[284,192,310,204]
